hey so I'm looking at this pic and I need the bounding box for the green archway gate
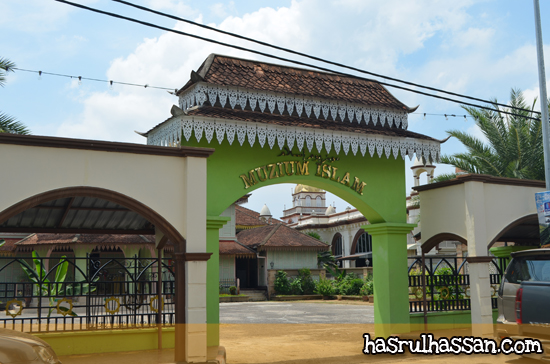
[145,54,441,351]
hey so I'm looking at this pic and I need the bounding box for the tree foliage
[0,57,30,135]
[441,89,546,181]
[306,232,321,240]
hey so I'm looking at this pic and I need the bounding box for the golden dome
[294,184,324,193]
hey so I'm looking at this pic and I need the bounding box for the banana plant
[19,251,96,317]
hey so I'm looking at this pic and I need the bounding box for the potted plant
[229,286,237,295]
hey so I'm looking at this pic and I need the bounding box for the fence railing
[0,255,175,333]
[219,278,238,294]
[407,255,506,313]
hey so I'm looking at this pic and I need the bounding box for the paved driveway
[220,301,375,324]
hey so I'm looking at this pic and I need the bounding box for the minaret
[411,157,435,187]
[259,204,272,223]
[281,184,326,223]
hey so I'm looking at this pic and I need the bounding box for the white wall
[269,251,318,270]
[219,205,236,240]
[219,255,235,281]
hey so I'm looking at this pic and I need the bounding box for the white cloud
[451,27,495,49]
[0,0,99,33]
[144,0,198,17]
[209,2,236,19]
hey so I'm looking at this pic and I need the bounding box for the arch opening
[0,186,186,251]
[421,233,467,253]
[488,214,539,249]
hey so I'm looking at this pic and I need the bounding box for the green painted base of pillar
[206,216,231,347]
[367,222,416,338]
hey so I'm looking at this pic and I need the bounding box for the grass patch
[219,294,247,297]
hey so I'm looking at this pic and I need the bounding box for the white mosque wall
[268,250,318,270]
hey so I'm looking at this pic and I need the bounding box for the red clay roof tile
[179,54,412,111]
[237,224,329,251]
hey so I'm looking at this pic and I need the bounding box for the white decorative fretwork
[148,114,438,163]
[178,83,409,130]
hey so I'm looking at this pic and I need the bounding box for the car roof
[510,248,550,258]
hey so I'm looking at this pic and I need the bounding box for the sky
[1,0,549,219]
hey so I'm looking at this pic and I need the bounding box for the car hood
[0,329,58,364]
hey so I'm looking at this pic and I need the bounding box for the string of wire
[111,0,538,116]
[54,0,541,121]
[8,66,477,120]
[12,67,175,91]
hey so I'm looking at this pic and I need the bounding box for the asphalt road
[219,301,375,324]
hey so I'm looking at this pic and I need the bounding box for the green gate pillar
[206,216,231,354]
[367,222,415,338]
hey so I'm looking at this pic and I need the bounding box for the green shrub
[334,273,364,295]
[315,278,335,296]
[298,268,316,295]
[274,271,291,295]
[360,280,374,296]
[229,286,237,295]
[290,278,303,295]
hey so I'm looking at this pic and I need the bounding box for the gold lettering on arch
[238,159,366,196]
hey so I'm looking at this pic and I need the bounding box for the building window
[355,232,372,267]
[305,196,311,207]
[316,196,322,207]
[356,232,372,253]
[332,234,343,257]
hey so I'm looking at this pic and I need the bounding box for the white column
[182,157,208,363]
[186,260,207,362]
[464,181,493,336]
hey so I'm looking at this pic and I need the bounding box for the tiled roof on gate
[179,54,412,112]
[185,105,437,141]
[237,224,329,251]
[235,205,283,227]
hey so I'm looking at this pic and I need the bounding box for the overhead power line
[54,0,541,121]
[13,67,175,91]
[111,0,539,116]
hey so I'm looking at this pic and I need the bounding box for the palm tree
[0,57,30,135]
[441,88,545,181]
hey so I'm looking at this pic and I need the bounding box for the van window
[505,256,550,283]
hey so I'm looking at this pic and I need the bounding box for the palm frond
[432,173,458,183]
[0,113,30,135]
[443,89,544,181]
[0,57,16,88]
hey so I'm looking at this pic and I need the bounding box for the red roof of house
[179,54,412,112]
[16,233,155,246]
[0,238,19,253]
[219,239,256,257]
[235,205,283,226]
[237,224,329,251]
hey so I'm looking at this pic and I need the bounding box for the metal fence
[0,255,175,333]
[407,255,507,313]
[219,278,238,294]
